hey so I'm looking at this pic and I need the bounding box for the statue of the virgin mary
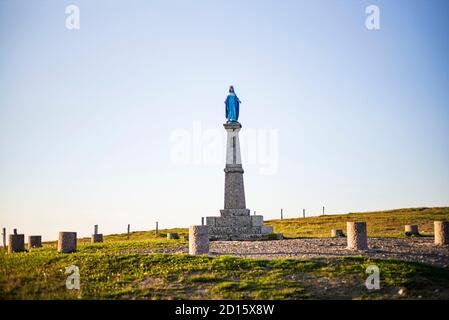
[225,86,241,123]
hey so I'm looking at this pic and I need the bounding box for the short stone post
[189,225,209,255]
[91,234,103,243]
[405,224,419,236]
[90,224,103,243]
[8,229,25,253]
[303,208,305,218]
[322,206,325,216]
[201,217,204,226]
[346,222,368,250]
[91,225,103,243]
[28,235,42,249]
[167,233,179,240]
[156,221,159,236]
[280,208,283,220]
[127,224,130,239]
[331,229,344,237]
[2,227,6,250]
[434,221,449,246]
[58,232,77,253]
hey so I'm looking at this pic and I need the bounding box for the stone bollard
[346,222,368,250]
[189,225,209,255]
[167,233,179,240]
[91,234,103,243]
[331,229,344,237]
[405,224,419,236]
[58,232,77,253]
[28,235,42,249]
[434,221,449,246]
[8,229,25,253]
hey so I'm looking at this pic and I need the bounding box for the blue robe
[225,93,240,122]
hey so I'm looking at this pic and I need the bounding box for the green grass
[266,207,449,238]
[1,207,449,300]
[1,243,448,299]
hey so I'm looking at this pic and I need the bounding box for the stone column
[346,222,368,250]
[91,225,103,243]
[2,227,6,249]
[221,122,249,216]
[189,225,209,255]
[434,221,449,246]
[58,232,77,253]
[28,236,42,249]
[8,229,25,253]
[405,225,419,236]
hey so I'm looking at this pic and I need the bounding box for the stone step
[208,226,262,235]
[210,233,276,241]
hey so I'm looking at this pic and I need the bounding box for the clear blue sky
[1,0,448,241]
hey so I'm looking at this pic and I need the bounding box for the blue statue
[225,86,241,123]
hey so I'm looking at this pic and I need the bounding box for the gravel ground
[154,238,449,267]
[204,238,449,267]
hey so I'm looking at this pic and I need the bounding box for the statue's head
[229,86,234,93]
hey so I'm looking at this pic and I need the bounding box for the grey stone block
[8,234,25,253]
[167,233,179,240]
[189,225,209,255]
[405,225,419,236]
[220,209,250,217]
[251,215,264,227]
[214,215,253,228]
[434,221,449,246]
[91,234,103,243]
[206,217,217,227]
[346,222,368,250]
[58,232,77,253]
[28,235,42,249]
[223,170,247,209]
[261,226,273,234]
[331,229,344,237]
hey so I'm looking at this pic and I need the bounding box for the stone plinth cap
[223,122,242,130]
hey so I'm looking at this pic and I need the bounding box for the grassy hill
[1,207,449,300]
[266,207,449,238]
[91,206,449,243]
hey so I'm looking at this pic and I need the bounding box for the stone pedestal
[405,225,419,236]
[167,233,179,240]
[91,234,103,243]
[434,221,449,246]
[347,222,368,250]
[206,122,280,241]
[28,235,42,249]
[189,225,209,255]
[331,229,344,237]
[8,231,25,254]
[58,232,77,253]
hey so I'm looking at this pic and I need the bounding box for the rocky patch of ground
[169,237,449,267]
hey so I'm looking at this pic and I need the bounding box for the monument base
[206,215,280,241]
